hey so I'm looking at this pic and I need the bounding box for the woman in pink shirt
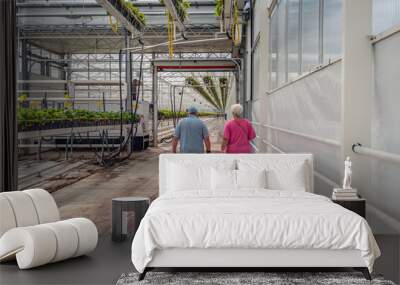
[221,104,256,153]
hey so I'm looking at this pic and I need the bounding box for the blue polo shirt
[174,115,209,153]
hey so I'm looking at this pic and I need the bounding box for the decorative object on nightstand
[342,156,353,189]
[332,156,365,217]
[332,188,359,200]
[112,197,150,242]
[332,156,359,200]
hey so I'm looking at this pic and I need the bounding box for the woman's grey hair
[231,104,243,117]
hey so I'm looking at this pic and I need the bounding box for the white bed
[131,154,380,280]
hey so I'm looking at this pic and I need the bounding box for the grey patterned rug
[116,272,396,285]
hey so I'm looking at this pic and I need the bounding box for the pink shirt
[223,119,256,153]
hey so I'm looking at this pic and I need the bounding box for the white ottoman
[0,189,98,269]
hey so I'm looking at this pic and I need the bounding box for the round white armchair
[0,189,98,269]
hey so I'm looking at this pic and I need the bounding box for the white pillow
[266,162,307,191]
[167,160,236,192]
[211,168,236,190]
[168,162,211,191]
[237,159,308,191]
[236,169,267,189]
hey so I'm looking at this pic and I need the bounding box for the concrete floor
[53,148,163,234]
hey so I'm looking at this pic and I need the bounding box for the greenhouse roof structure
[17,0,237,54]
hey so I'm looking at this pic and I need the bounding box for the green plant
[215,0,223,17]
[186,77,220,110]
[198,111,218,117]
[64,93,73,110]
[219,77,229,109]
[186,76,230,113]
[160,0,191,22]
[18,94,28,103]
[17,108,140,131]
[203,76,223,110]
[124,0,146,24]
[158,109,217,119]
[158,109,186,119]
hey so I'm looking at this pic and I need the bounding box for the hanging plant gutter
[97,0,145,34]
[162,0,186,32]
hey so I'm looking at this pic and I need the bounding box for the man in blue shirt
[172,106,211,153]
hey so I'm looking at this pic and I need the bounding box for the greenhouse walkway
[52,118,225,234]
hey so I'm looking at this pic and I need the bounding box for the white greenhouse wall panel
[253,0,267,36]
[252,0,269,96]
[245,22,252,102]
[373,32,400,156]
[252,44,261,100]
[373,0,400,34]
[251,97,266,153]
[259,61,342,197]
[366,32,400,232]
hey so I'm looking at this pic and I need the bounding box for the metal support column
[0,0,18,192]
[318,0,324,65]
[65,53,73,109]
[20,39,30,109]
[235,70,240,104]
[151,63,158,147]
[21,39,29,96]
[125,29,132,112]
[87,54,90,99]
[20,39,30,154]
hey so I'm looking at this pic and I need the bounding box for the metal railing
[254,136,284,154]
[250,141,259,153]
[252,122,341,147]
[352,143,400,165]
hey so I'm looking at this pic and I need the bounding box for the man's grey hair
[231,104,243,117]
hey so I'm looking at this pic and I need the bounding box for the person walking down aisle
[172,106,211,153]
[221,104,256,153]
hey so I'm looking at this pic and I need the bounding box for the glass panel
[30,62,41,75]
[270,9,279,89]
[268,0,343,88]
[253,45,261,99]
[287,0,300,81]
[246,24,252,101]
[373,0,400,34]
[301,0,320,73]
[323,0,342,64]
[277,0,287,85]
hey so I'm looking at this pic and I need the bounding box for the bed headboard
[159,153,314,196]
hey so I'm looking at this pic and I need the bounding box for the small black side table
[332,197,366,218]
[112,197,150,242]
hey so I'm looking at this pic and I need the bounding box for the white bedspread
[131,190,380,273]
